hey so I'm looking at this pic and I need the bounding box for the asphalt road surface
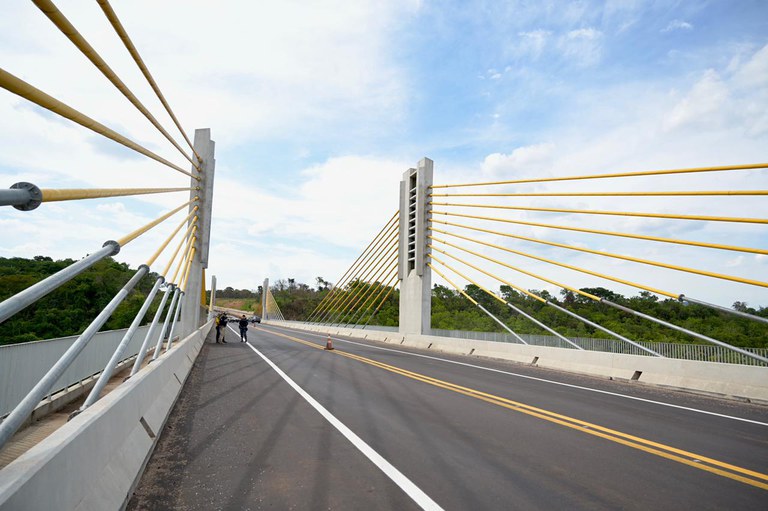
[128,323,768,510]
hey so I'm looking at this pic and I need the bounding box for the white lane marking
[228,325,444,511]
[264,324,768,427]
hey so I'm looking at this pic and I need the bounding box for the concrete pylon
[181,129,215,337]
[398,157,433,335]
[262,278,269,320]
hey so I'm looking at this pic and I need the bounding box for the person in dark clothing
[215,313,228,344]
[238,314,249,342]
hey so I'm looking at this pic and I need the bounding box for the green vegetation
[3,258,766,349]
[266,279,767,349]
[0,256,168,346]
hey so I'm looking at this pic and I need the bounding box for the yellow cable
[309,212,398,318]
[96,0,200,161]
[426,262,479,305]
[116,198,197,246]
[431,218,768,289]
[430,163,768,189]
[41,187,194,202]
[171,233,196,285]
[315,224,399,319]
[431,241,623,302]
[180,246,197,293]
[32,0,199,170]
[146,207,198,267]
[429,201,768,225]
[337,260,398,323]
[162,221,197,277]
[431,210,768,256]
[429,253,508,304]
[430,190,768,198]
[0,68,197,180]
[323,243,399,322]
[430,228,676,298]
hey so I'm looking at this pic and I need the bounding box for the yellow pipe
[42,187,194,203]
[430,190,768,198]
[32,0,199,170]
[430,228,676,298]
[431,218,768,289]
[429,202,768,225]
[430,163,768,189]
[431,210,768,256]
[117,198,197,246]
[146,207,198,267]
[162,221,197,277]
[96,0,200,161]
[0,68,197,180]
[429,253,509,304]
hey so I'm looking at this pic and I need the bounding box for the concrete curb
[0,320,213,511]
[269,322,768,402]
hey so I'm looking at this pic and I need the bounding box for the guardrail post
[181,128,215,336]
[398,157,433,335]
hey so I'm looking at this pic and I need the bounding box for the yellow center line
[254,326,768,490]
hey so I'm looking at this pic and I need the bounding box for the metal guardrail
[278,321,766,366]
[429,328,768,366]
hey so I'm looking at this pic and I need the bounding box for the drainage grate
[631,370,642,381]
[532,356,539,365]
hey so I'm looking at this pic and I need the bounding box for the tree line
[0,256,169,345]
[2,257,766,349]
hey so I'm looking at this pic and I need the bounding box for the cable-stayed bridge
[1,2,767,510]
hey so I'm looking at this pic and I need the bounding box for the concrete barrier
[0,320,213,511]
[269,321,768,402]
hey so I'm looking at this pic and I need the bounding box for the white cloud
[662,20,694,33]
[664,69,729,131]
[559,28,603,67]
[517,30,551,59]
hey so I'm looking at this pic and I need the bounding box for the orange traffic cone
[325,334,334,350]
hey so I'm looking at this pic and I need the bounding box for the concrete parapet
[267,322,768,402]
[0,320,213,511]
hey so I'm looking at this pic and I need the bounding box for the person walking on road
[215,313,228,344]
[238,314,249,342]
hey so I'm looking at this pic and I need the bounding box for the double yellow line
[257,327,768,490]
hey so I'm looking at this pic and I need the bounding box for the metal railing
[429,328,768,366]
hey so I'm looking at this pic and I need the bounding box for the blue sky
[1,0,767,309]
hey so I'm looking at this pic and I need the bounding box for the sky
[1,0,767,310]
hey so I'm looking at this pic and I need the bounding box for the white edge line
[230,326,444,511]
[265,324,768,428]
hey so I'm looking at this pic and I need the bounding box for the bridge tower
[398,158,433,335]
[181,129,215,336]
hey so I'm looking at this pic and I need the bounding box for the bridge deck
[128,324,768,510]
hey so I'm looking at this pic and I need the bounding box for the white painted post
[398,158,433,335]
[181,129,215,336]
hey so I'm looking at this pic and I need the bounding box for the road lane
[132,323,768,510]
[251,323,768,509]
